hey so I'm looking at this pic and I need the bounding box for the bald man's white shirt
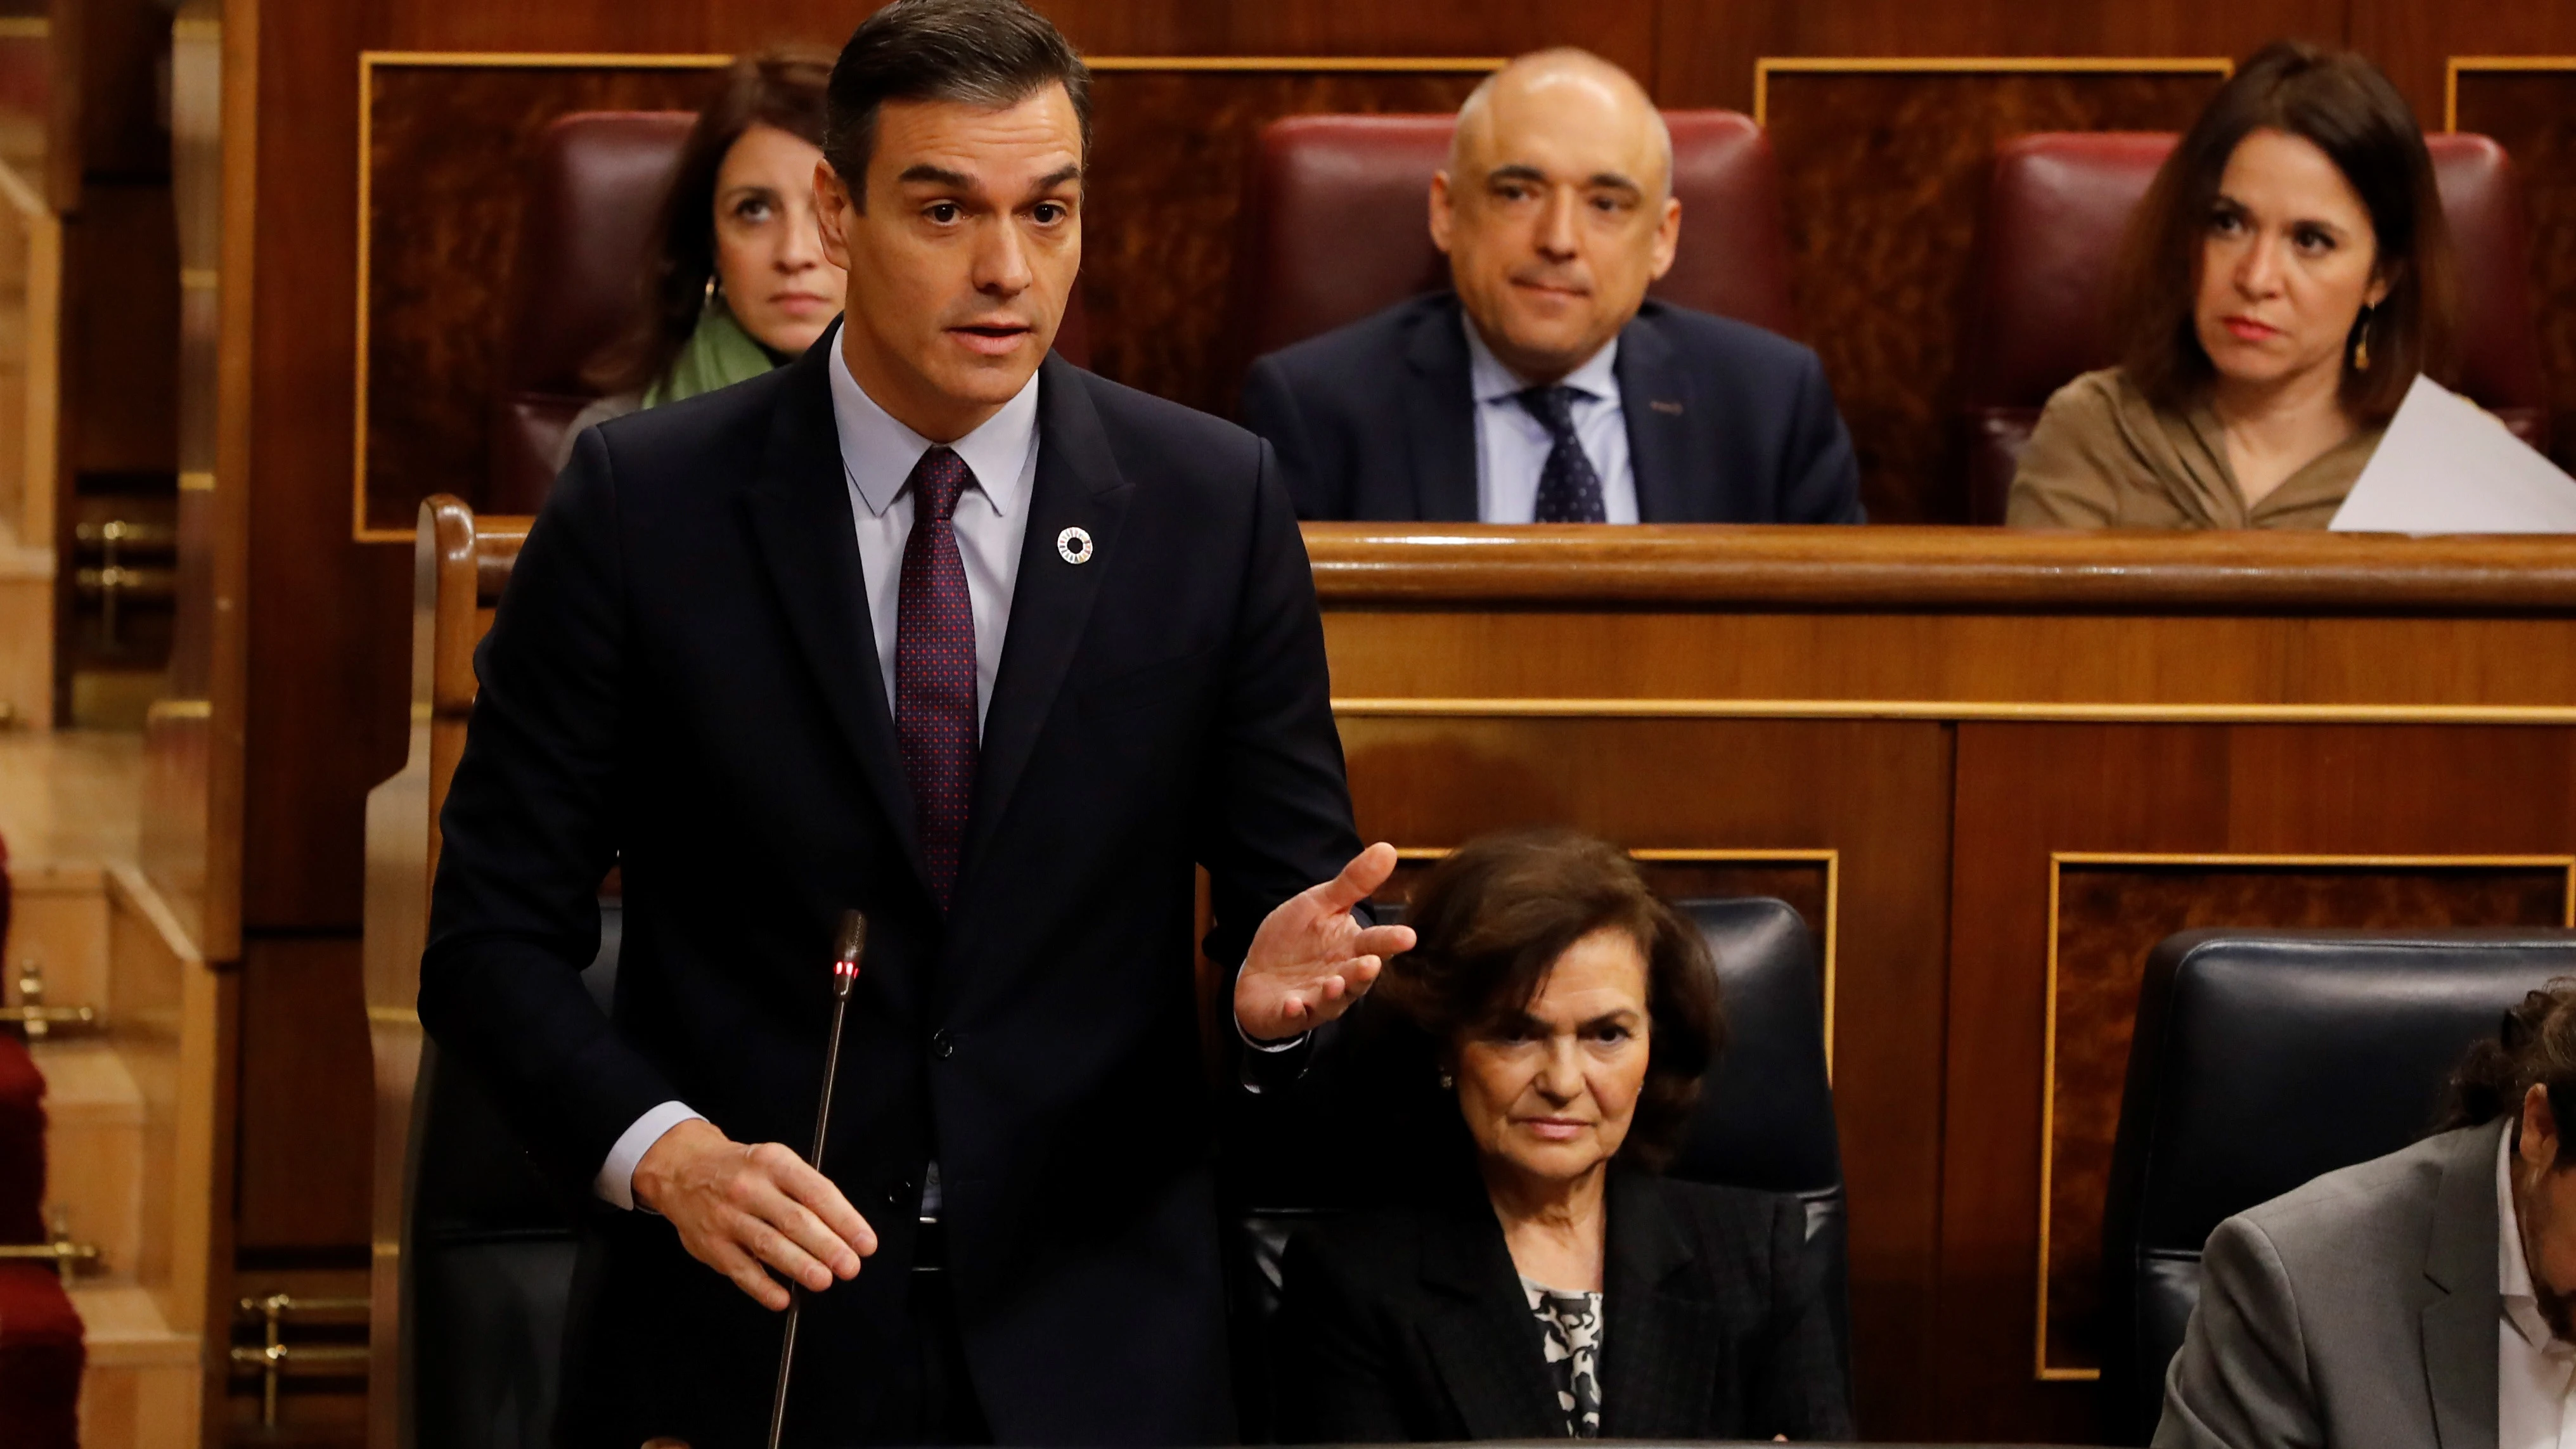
[1462,314,1637,524]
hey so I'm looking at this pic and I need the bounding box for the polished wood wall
[242,0,2576,1438]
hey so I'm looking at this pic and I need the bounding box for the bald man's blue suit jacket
[1241,292,1864,525]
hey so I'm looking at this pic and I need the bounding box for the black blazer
[419,332,1361,1448]
[1240,292,1864,525]
[1273,1166,1853,1443]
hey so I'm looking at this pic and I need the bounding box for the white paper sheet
[2329,373,2576,533]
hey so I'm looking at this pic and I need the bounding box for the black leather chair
[2099,927,2576,1445]
[404,901,621,1448]
[1225,897,1848,1441]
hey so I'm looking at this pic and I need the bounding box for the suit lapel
[1416,1195,1567,1439]
[1616,307,1706,524]
[1401,297,1481,522]
[1598,1168,1724,1438]
[2420,1123,2504,1449]
[735,332,931,898]
[955,357,1132,899]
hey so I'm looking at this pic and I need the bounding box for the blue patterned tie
[894,446,978,910]
[1517,385,1608,524]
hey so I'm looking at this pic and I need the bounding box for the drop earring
[2351,304,2374,372]
[1437,1069,1454,1090]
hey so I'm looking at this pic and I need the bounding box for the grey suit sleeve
[2154,1216,2325,1449]
[1240,354,1337,520]
[1779,350,1864,525]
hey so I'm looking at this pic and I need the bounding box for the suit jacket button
[931,1029,955,1059]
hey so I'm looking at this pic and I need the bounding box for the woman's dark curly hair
[2443,977,2576,1161]
[1377,830,1723,1171]
[584,49,834,395]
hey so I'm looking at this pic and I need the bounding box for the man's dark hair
[1381,829,1723,1171]
[2113,39,2457,425]
[2444,977,2576,1164]
[823,0,1092,206]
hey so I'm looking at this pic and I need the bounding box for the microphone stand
[767,910,868,1449]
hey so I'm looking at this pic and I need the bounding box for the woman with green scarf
[558,51,846,470]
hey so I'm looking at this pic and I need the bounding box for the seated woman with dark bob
[553,49,845,469]
[2008,41,2458,529]
[1272,831,1850,1442]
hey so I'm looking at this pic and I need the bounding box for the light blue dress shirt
[1463,318,1638,524]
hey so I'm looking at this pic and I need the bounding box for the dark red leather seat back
[490,111,1093,513]
[1232,110,1800,365]
[490,112,696,515]
[1959,131,2548,524]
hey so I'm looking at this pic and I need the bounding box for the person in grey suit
[2159,980,2576,1449]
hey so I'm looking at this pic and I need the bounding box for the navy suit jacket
[1240,292,1863,524]
[420,335,1359,1447]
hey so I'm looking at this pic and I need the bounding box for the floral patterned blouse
[1521,1276,1605,1438]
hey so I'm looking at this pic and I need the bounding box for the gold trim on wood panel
[358,50,733,69]
[1752,55,2234,128]
[1335,696,2576,725]
[2444,56,2576,134]
[0,18,46,40]
[2033,850,2576,1381]
[1391,845,1839,1071]
[1086,56,1504,72]
[348,50,1500,542]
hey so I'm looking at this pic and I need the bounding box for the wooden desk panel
[1313,526,2576,1441]
[372,513,2576,1443]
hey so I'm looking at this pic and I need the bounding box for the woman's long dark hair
[2113,39,2457,425]
[583,49,833,396]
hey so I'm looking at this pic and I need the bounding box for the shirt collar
[827,325,1041,519]
[1462,311,1621,407]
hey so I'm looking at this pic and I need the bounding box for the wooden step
[29,1036,141,1279]
[10,860,107,1028]
[69,1282,201,1449]
[0,509,51,727]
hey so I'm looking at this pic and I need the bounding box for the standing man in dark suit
[418,3,1411,1445]
[1240,49,1862,525]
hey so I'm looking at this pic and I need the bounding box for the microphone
[766,909,868,1449]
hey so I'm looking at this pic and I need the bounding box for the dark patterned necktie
[1516,385,1608,524]
[894,446,978,910]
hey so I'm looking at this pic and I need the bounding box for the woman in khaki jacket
[2007,41,2459,530]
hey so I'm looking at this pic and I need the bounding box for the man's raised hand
[631,1118,877,1311]
[1234,842,1418,1042]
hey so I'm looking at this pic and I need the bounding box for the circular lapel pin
[1056,526,1094,565]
